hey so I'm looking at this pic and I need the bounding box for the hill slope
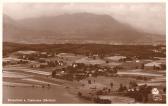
[3,13,165,44]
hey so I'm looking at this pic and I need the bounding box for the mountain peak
[3,13,163,44]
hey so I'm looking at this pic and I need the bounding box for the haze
[3,3,166,35]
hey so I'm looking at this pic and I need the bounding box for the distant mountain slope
[3,13,165,44]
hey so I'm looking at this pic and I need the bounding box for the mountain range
[3,13,165,44]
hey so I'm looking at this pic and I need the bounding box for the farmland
[2,42,166,103]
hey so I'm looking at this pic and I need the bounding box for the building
[144,61,165,70]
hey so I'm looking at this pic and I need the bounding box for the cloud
[3,3,165,35]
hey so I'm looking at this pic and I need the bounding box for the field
[2,42,166,103]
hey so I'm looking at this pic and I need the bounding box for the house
[144,62,164,70]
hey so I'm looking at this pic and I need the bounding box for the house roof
[144,62,162,67]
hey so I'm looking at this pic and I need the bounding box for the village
[3,45,166,103]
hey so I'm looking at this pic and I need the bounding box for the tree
[51,70,56,78]
[118,83,124,92]
[106,60,109,64]
[161,64,166,70]
[110,82,113,89]
[141,63,144,69]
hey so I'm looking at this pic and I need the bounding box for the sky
[3,3,166,35]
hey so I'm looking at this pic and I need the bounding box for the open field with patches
[2,43,166,104]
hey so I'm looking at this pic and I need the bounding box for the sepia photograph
[2,2,166,104]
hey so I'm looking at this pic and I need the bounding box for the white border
[0,0,167,106]
[1,0,168,3]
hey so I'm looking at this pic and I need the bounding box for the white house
[144,58,166,70]
[144,62,162,70]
